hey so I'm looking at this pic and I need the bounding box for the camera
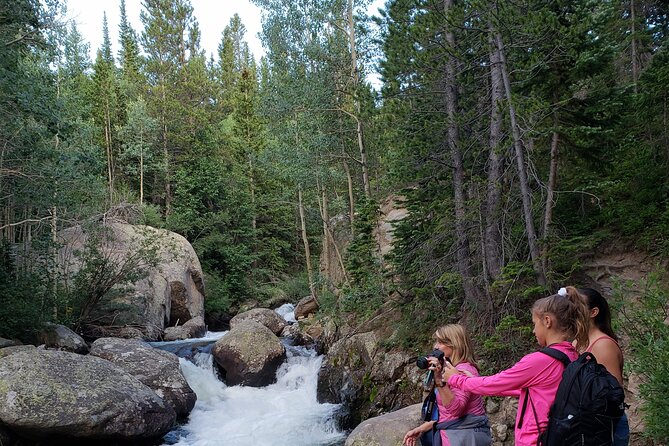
[416,349,445,369]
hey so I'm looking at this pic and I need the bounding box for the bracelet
[435,382,444,388]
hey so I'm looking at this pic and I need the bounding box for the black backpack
[535,348,626,446]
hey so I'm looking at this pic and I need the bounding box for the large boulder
[0,349,175,441]
[211,320,286,387]
[0,344,35,359]
[89,337,196,417]
[230,308,287,336]
[345,404,422,446]
[163,316,207,341]
[0,338,20,349]
[294,295,319,320]
[316,309,421,429]
[36,323,89,354]
[57,221,205,340]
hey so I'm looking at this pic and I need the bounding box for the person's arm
[590,339,623,385]
[403,421,434,446]
[444,353,539,396]
[434,363,472,414]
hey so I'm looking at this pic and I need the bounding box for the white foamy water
[161,336,345,446]
[275,303,297,323]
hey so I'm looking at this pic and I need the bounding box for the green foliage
[339,197,385,318]
[274,273,311,303]
[0,242,52,340]
[202,271,234,314]
[385,294,461,351]
[478,315,534,375]
[611,275,669,443]
[62,223,164,327]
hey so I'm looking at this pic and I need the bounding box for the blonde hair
[531,286,590,351]
[433,324,478,368]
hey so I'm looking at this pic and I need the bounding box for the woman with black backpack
[442,291,590,446]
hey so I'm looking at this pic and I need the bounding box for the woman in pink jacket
[442,291,590,446]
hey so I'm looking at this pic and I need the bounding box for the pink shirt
[447,341,577,446]
[436,362,485,446]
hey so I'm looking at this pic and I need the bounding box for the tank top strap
[585,334,619,353]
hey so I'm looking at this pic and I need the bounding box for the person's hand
[403,427,420,446]
[428,356,445,387]
[442,360,460,380]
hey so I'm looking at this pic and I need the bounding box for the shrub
[611,274,669,443]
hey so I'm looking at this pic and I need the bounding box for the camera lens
[416,356,430,369]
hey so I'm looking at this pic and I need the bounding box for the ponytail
[532,286,590,351]
[578,287,618,341]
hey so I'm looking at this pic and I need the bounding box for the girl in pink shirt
[403,324,490,446]
[443,292,590,446]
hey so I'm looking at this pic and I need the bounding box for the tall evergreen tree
[91,13,121,202]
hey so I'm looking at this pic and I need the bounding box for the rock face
[294,295,319,320]
[373,194,409,260]
[57,221,205,340]
[163,315,207,341]
[0,338,20,348]
[0,349,176,440]
[0,344,35,359]
[230,308,287,336]
[485,397,517,445]
[320,194,407,291]
[211,320,286,387]
[317,319,420,429]
[345,404,422,446]
[36,323,89,354]
[89,337,196,417]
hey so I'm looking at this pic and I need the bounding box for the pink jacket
[436,362,486,446]
[447,341,577,446]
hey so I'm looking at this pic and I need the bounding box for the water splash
[160,335,345,446]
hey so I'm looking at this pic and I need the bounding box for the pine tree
[118,0,144,101]
[91,13,121,202]
[140,0,199,213]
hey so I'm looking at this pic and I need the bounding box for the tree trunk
[631,0,639,93]
[542,113,560,275]
[321,188,330,276]
[104,105,114,202]
[443,0,484,311]
[249,156,256,231]
[494,31,546,285]
[161,80,172,215]
[298,185,316,299]
[347,0,371,198]
[483,26,505,284]
[139,129,144,205]
[50,205,58,319]
[338,111,355,227]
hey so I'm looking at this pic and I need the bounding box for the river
[152,305,347,446]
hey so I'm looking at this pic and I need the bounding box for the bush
[477,315,534,375]
[0,241,51,340]
[611,274,669,443]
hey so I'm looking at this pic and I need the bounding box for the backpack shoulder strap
[518,348,571,430]
[540,347,571,367]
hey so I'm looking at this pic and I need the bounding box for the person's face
[433,339,453,359]
[532,312,548,346]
